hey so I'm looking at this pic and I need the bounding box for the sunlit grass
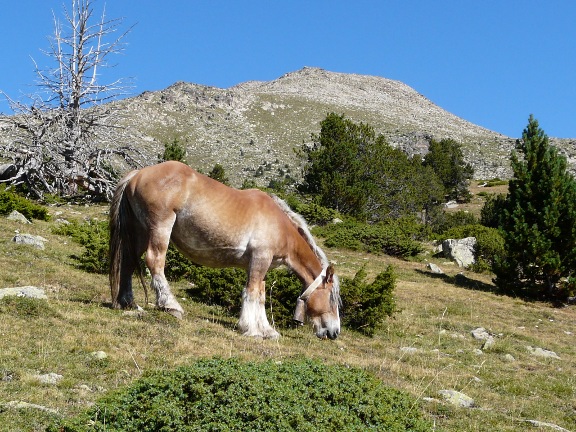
[0,201,574,431]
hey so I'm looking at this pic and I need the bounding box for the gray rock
[7,210,31,224]
[525,420,571,431]
[471,327,490,340]
[0,163,17,180]
[426,263,444,274]
[3,400,58,414]
[442,237,476,267]
[0,286,47,300]
[503,354,516,362]
[400,347,420,355]
[527,346,561,360]
[481,335,496,350]
[35,372,63,385]
[90,351,108,360]
[12,233,47,249]
[438,389,475,408]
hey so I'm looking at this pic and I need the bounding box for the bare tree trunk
[0,0,141,201]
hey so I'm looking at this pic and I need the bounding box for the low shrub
[50,357,432,432]
[52,219,109,273]
[283,194,341,225]
[341,265,396,336]
[313,217,424,258]
[0,185,50,221]
[430,210,478,235]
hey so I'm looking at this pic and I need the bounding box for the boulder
[12,233,47,249]
[7,210,31,224]
[0,286,47,300]
[0,163,17,181]
[438,390,475,408]
[442,237,476,268]
[426,263,444,274]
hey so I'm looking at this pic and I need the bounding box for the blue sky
[1,1,575,138]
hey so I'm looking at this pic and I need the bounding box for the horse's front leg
[238,262,279,339]
[145,229,185,319]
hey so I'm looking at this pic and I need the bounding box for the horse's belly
[171,225,250,268]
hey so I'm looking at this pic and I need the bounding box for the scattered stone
[400,347,420,355]
[438,390,475,408]
[442,237,476,267]
[3,400,59,415]
[503,354,516,362]
[426,263,444,274]
[472,349,484,355]
[525,420,571,431]
[0,286,47,300]
[527,346,561,360]
[12,233,48,249]
[471,327,490,341]
[89,351,108,360]
[482,335,496,350]
[35,372,63,385]
[444,200,459,209]
[332,217,343,224]
[7,210,31,224]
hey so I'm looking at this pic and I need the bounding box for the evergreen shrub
[0,185,50,221]
[340,265,396,336]
[313,218,424,257]
[50,357,432,432]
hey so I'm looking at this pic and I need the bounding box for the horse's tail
[269,194,329,267]
[109,170,147,307]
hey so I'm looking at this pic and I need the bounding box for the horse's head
[294,264,341,340]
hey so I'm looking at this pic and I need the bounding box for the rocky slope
[6,67,576,187]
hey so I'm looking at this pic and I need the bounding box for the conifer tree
[423,138,474,202]
[493,115,576,300]
[300,113,444,221]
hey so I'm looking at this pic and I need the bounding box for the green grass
[0,203,575,431]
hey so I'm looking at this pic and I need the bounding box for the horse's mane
[269,194,329,268]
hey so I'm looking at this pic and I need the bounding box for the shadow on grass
[416,269,501,295]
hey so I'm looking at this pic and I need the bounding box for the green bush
[313,218,424,258]
[438,224,505,273]
[50,357,432,432]
[52,219,109,273]
[283,194,341,225]
[430,210,478,235]
[341,265,396,336]
[0,185,50,221]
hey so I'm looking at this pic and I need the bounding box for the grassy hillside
[0,190,575,431]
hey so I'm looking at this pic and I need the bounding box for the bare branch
[0,0,139,201]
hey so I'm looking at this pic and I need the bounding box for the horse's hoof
[166,308,184,319]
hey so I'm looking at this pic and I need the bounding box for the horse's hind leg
[238,256,279,339]
[145,224,185,319]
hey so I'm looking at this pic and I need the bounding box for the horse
[108,161,341,340]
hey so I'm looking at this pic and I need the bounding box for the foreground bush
[50,358,432,432]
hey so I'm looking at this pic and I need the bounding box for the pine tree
[493,115,576,300]
[423,138,474,202]
[300,113,444,222]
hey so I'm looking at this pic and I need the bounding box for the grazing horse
[109,161,341,339]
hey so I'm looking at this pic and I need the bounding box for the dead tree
[0,0,141,201]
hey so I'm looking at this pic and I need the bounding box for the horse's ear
[324,264,335,284]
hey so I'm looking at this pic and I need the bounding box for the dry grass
[0,201,575,432]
